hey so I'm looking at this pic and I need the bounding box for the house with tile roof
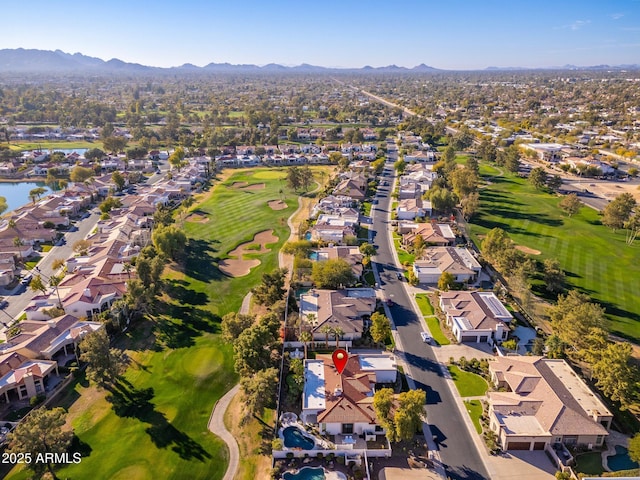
[300,289,377,344]
[301,353,396,439]
[402,222,456,247]
[0,352,58,402]
[488,356,611,451]
[413,247,481,284]
[439,291,512,344]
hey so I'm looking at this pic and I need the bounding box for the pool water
[283,467,325,480]
[608,445,639,471]
[282,426,315,450]
[309,252,319,260]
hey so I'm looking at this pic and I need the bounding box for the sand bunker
[186,212,210,223]
[515,245,541,255]
[231,181,248,188]
[243,183,265,190]
[219,230,279,277]
[219,258,261,277]
[268,200,288,211]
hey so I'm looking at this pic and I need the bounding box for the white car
[420,332,432,344]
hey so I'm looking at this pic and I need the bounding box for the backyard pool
[283,467,325,480]
[608,445,639,471]
[282,426,315,450]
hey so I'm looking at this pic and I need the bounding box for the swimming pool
[282,426,315,450]
[607,445,639,471]
[283,467,325,480]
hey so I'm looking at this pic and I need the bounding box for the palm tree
[299,331,313,359]
[123,262,133,280]
[49,274,63,308]
[320,324,332,349]
[332,327,344,349]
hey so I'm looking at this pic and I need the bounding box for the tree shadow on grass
[164,279,209,306]
[106,380,212,462]
[153,302,220,350]
[184,239,225,283]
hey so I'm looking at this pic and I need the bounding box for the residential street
[2,210,102,325]
[371,157,489,480]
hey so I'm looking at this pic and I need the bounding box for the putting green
[252,170,286,179]
[179,346,226,379]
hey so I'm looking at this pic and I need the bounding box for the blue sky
[2,0,640,69]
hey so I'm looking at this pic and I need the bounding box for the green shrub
[272,438,283,451]
[30,394,46,406]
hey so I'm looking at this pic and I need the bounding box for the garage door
[479,336,489,342]
[507,442,530,450]
[461,336,477,343]
[534,442,545,450]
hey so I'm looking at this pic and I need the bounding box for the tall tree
[152,224,187,261]
[6,407,74,480]
[221,312,255,342]
[29,274,48,295]
[240,367,278,423]
[629,433,640,465]
[529,167,547,189]
[252,268,288,306]
[548,290,607,356]
[311,258,356,289]
[79,328,126,387]
[112,170,125,191]
[233,323,279,376]
[370,312,391,345]
[438,271,456,291]
[286,166,302,191]
[460,192,480,220]
[591,342,637,411]
[559,193,582,217]
[602,193,636,231]
[625,211,640,246]
[543,258,565,293]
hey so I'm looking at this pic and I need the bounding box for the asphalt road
[371,158,489,480]
[2,210,103,325]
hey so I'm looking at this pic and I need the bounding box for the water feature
[0,182,53,214]
[282,425,315,450]
[283,467,325,480]
[607,445,639,471]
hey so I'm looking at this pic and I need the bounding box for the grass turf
[425,316,451,346]
[7,167,308,480]
[415,294,435,315]
[469,163,640,341]
[447,365,488,397]
[575,451,604,476]
[464,400,483,434]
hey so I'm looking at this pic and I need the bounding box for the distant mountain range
[0,49,442,74]
[0,49,638,74]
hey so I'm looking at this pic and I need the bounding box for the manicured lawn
[24,256,42,270]
[364,270,375,286]
[415,294,435,315]
[362,201,372,217]
[469,164,640,341]
[575,452,604,476]
[393,232,415,265]
[415,294,450,345]
[7,167,317,480]
[448,365,488,397]
[425,315,451,346]
[41,244,53,252]
[464,400,483,434]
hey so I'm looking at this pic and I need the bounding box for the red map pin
[332,349,349,374]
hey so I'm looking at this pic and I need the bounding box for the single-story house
[413,247,481,284]
[488,356,611,451]
[439,291,512,344]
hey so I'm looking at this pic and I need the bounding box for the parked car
[396,272,403,280]
[420,332,432,344]
[0,297,7,309]
[21,274,32,285]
